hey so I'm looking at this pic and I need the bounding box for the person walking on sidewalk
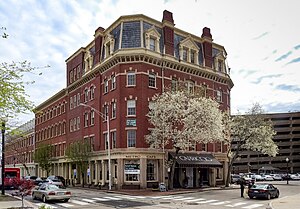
[240,177,245,198]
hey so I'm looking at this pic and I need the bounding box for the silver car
[32,183,71,203]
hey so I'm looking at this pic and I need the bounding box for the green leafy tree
[34,144,53,177]
[65,140,92,187]
[225,103,278,186]
[146,89,225,190]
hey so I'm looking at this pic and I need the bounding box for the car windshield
[251,184,268,189]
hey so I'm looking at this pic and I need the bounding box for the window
[147,161,155,181]
[77,117,80,130]
[106,42,111,57]
[77,93,80,106]
[77,65,80,79]
[90,136,95,151]
[84,113,89,127]
[171,78,178,91]
[70,71,73,83]
[73,68,76,82]
[182,47,188,61]
[104,79,108,93]
[74,118,77,131]
[127,130,136,147]
[218,60,223,72]
[187,81,195,94]
[127,100,136,116]
[191,50,196,63]
[215,142,222,152]
[125,161,140,181]
[148,73,156,88]
[70,97,73,110]
[104,133,109,150]
[216,90,222,102]
[73,95,77,108]
[111,75,116,90]
[90,86,95,100]
[127,72,136,86]
[149,37,155,51]
[90,110,95,125]
[111,131,116,148]
[201,143,206,151]
[112,102,116,119]
[84,89,89,102]
[104,105,108,121]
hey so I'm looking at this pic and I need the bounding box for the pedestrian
[240,177,245,198]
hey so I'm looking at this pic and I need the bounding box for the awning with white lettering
[169,152,223,168]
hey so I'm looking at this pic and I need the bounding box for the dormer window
[179,36,199,64]
[213,50,226,73]
[218,59,223,72]
[104,34,115,59]
[145,26,161,53]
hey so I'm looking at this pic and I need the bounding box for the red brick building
[34,10,233,189]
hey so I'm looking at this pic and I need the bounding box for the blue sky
[1,0,300,124]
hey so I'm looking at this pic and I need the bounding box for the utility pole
[1,121,5,195]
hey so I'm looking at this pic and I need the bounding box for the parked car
[47,176,66,186]
[24,176,38,181]
[248,184,279,200]
[32,183,71,203]
[43,178,63,186]
[290,174,300,180]
[252,174,264,181]
[270,174,282,181]
[231,174,241,184]
[34,177,44,186]
[261,174,274,181]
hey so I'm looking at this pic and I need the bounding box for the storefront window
[124,160,140,182]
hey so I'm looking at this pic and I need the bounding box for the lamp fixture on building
[79,103,112,190]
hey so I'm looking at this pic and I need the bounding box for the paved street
[16,181,300,209]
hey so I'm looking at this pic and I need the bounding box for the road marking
[185,198,206,202]
[102,196,122,200]
[92,197,110,201]
[57,203,74,207]
[225,202,247,207]
[242,204,264,209]
[196,199,218,204]
[114,195,137,200]
[175,197,195,201]
[35,203,57,208]
[82,198,96,203]
[210,201,231,205]
[70,199,90,205]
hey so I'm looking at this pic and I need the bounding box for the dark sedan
[248,184,279,200]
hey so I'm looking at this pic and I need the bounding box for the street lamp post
[80,103,111,190]
[286,157,289,185]
[1,121,5,195]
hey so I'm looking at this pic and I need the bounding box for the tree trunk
[225,160,233,187]
[168,148,180,190]
[81,172,85,187]
[22,163,30,176]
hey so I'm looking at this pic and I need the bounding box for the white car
[262,175,274,181]
[252,174,264,181]
[290,174,300,180]
[270,174,282,181]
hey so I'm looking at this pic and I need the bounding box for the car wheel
[249,196,253,199]
[275,191,279,198]
[267,193,271,200]
[42,195,47,203]
[32,192,36,200]
[64,198,70,202]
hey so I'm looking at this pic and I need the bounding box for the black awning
[169,152,223,168]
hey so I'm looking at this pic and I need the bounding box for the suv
[47,175,66,186]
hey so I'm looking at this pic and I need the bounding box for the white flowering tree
[146,90,224,190]
[225,103,278,186]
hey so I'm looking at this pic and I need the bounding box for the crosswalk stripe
[35,203,57,208]
[102,196,122,200]
[114,195,137,200]
[210,201,231,205]
[226,202,247,207]
[57,203,74,207]
[242,204,264,209]
[82,198,96,203]
[92,197,110,201]
[175,197,195,201]
[196,199,218,204]
[70,199,90,205]
[185,198,206,202]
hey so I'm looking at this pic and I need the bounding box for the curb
[7,193,38,209]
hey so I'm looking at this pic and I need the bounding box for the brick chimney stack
[162,10,174,56]
[202,27,213,68]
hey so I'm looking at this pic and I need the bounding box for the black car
[47,176,66,187]
[248,184,279,200]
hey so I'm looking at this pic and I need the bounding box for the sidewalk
[269,193,300,209]
[0,195,36,209]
